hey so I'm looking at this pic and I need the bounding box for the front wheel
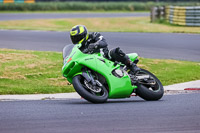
[135,69,164,101]
[72,75,108,103]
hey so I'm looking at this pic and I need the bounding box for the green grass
[0,17,199,34]
[0,48,200,95]
[1,2,199,12]
[139,58,200,86]
[0,49,74,95]
[0,10,147,13]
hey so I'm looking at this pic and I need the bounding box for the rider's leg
[107,47,140,74]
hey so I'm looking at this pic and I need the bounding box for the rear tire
[136,69,164,101]
[72,75,108,103]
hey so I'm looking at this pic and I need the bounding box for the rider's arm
[89,32,108,49]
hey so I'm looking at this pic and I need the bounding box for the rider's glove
[88,43,99,50]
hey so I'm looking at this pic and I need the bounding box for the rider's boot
[125,58,140,74]
[129,62,141,75]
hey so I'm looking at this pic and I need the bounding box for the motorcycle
[62,44,164,103]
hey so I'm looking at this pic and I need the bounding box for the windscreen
[62,44,74,60]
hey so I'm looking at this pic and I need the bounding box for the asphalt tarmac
[0,12,149,21]
[0,93,200,133]
[0,30,199,61]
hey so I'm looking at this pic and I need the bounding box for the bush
[0,2,200,11]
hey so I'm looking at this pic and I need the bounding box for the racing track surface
[0,12,149,21]
[0,93,200,133]
[0,30,199,61]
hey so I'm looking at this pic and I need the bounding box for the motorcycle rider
[70,25,140,74]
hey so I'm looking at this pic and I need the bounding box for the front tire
[72,75,108,103]
[135,69,164,101]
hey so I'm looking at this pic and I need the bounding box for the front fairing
[62,44,85,82]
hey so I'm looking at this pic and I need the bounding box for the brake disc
[84,80,102,93]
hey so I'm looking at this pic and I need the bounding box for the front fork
[82,68,102,87]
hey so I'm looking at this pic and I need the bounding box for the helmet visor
[70,34,85,44]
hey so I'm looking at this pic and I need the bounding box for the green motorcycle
[62,44,164,103]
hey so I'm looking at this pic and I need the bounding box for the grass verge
[0,17,199,34]
[0,48,73,95]
[0,11,147,13]
[0,48,200,95]
[1,2,199,12]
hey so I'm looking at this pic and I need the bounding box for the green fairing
[62,44,138,99]
[127,53,138,62]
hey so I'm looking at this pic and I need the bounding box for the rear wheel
[135,69,164,101]
[72,75,108,103]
